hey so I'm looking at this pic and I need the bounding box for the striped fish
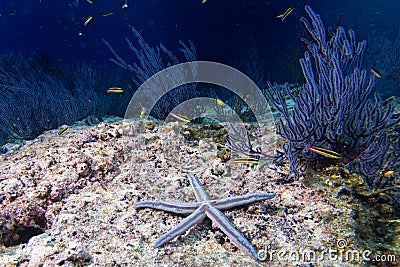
[306,146,342,159]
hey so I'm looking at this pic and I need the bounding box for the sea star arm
[205,204,259,260]
[211,192,276,210]
[134,200,201,214]
[188,173,210,202]
[133,174,275,260]
[154,204,207,248]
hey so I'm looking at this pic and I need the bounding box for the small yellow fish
[86,0,93,4]
[107,87,124,93]
[84,16,93,26]
[384,170,394,177]
[170,113,191,123]
[370,68,383,78]
[306,146,342,159]
[232,157,259,165]
[202,0,208,3]
[101,11,114,17]
[277,7,294,22]
[122,0,128,9]
[216,95,225,106]
[215,142,226,149]
[140,106,146,116]
[58,127,69,135]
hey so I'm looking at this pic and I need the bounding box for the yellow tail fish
[107,87,124,93]
[216,95,225,106]
[58,127,69,136]
[232,157,259,165]
[277,7,294,22]
[170,113,191,123]
[306,146,342,159]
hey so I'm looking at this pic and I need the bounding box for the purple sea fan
[265,6,399,190]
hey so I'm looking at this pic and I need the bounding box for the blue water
[0,0,399,144]
[1,0,399,70]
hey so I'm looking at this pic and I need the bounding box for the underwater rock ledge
[0,118,396,266]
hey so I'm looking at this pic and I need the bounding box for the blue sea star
[134,173,275,260]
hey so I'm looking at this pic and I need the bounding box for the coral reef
[1,118,374,266]
[263,6,399,266]
[0,119,124,248]
[0,5,399,267]
[0,52,132,146]
[103,26,198,119]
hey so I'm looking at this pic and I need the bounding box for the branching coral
[0,52,132,146]
[103,26,198,119]
[265,6,399,190]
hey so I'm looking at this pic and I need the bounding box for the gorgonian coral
[265,6,399,190]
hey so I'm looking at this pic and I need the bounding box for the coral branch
[266,6,399,189]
